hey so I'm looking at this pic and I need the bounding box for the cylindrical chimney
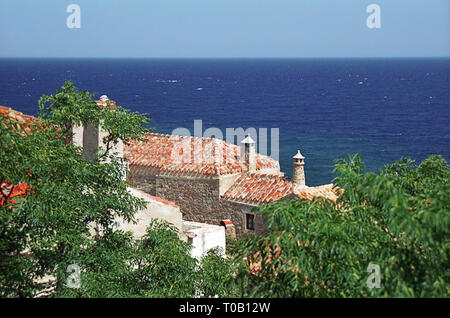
[293,150,305,186]
[240,135,256,173]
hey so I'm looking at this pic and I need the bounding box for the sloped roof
[294,184,340,203]
[0,106,36,123]
[95,99,117,110]
[1,106,339,206]
[0,106,37,135]
[1,99,114,120]
[222,173,294,203]
[0,108,39,208]
[124,133,280,176]
[222,174,340,204]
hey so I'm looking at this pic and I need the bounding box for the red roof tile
[222,173,294,203]
[1,107,340,206]
[220,219,233,226]
[95,100,117,110]
[0,182,32,207]
[294,184,340,203]
[0,106,36,124]
[124,133,280,176]
[1,100,113,125]
[222,175,341,204]
[0,106,38,135]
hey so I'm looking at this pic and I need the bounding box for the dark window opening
[246,214,255,231]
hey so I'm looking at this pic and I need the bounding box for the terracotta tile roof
[0,182,33,207]
[124,133,280,176]
[222,175,341,204]
[0,101,112,125]
[222,173,294,203]
[1,107,340,206]
[220,219,233,226]
[95,99,117,110]
[294,184,340,203]
[0,100,113,122]
[0,100,114,139]
[0,108,40,209]
[0,106,36,124]
[0,106,38,135]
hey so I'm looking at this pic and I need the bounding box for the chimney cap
[99,95,109,102]
[220,219,234,227]
[241,135,255,144]
[293,150,305,159]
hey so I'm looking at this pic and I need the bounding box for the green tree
[54,220,233,298]
[0,81,234,297]
[233,154,449,297]
[0,81,149,297]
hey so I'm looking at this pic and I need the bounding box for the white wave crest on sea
[156,79,180,83]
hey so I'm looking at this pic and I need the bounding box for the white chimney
[293,150,305,186]
[240,135,256,173]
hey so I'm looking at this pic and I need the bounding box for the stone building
[0,103,226,258]
[2,97,339,240]
[69,96,227,255]
[125,131,339,237]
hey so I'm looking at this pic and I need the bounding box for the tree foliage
[0,81,149,297]
[233,154,449,297]
[2,81,448,298]
[38,81,150,159]
[0,81,233,298]
[54,221,232,298]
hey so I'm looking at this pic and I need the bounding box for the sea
[0,58,449,186]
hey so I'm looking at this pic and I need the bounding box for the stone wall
[153,171,264,236]
[216,199,265,236]
[155,172,220,223]
[127,166,267,236]
[128,165,160,196]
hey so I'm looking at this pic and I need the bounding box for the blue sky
[0,0,448,58]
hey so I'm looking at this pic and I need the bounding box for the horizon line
[0,56,449,60]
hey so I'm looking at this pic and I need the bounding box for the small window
[246,214,255,231]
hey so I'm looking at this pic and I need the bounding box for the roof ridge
[126,133,280,176]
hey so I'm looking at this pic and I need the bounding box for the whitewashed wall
[183,221,226,259]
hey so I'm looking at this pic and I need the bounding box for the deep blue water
[0,58,449,186]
